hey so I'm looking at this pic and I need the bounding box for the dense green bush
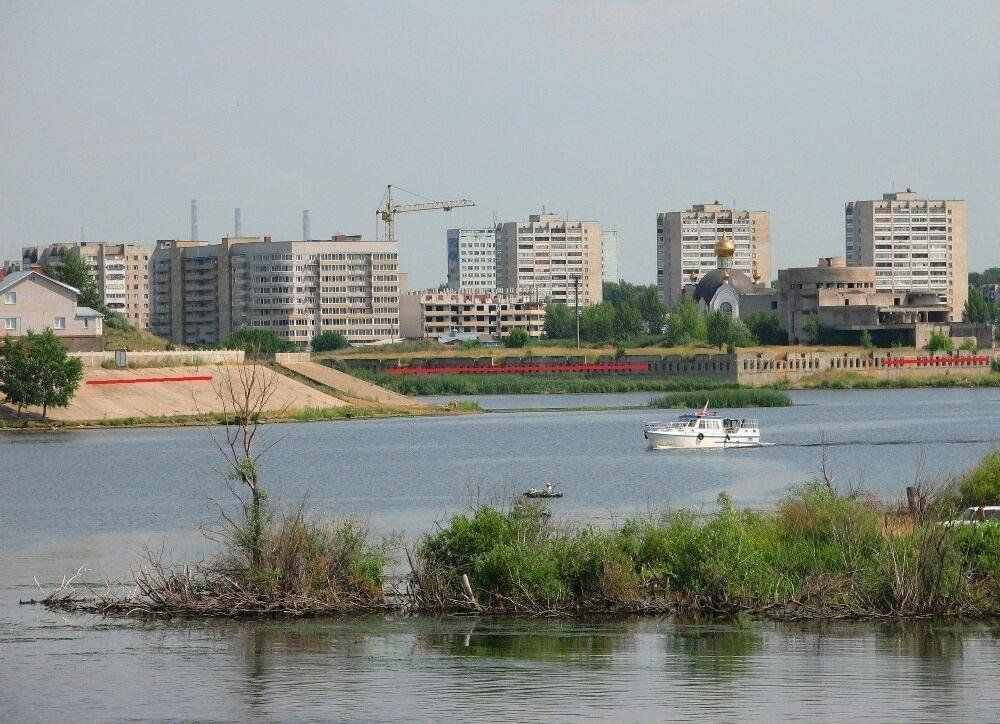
[956,449,1000,507]
[414,471,1000,617]
[221,328,291,355]
[925,331,954,353]
[504,327,530,348]
[648,388,792,408]
[312,331,349,352]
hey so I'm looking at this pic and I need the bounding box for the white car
[946,506,1000,525]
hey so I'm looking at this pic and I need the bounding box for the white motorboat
[643,403,764,449]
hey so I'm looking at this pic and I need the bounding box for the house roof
[75,306,104,318]
[0,270,80,297]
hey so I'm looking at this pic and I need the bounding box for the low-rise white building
[402,289,546,340]
[0,267,104,351]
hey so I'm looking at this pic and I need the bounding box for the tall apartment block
[447,228,496,290]
[495,213,603,306]
[149,236,399,347]
[657,203,771,307]
[601,230,619,283]
[845,189,967,322]
[22,242,154,328]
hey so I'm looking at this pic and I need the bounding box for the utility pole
[571,273,581,349]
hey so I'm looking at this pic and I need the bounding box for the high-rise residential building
[447,228,496,290]
[845,189,967,322]
[21,241,154,328]
[149,235,400,347]
[657,203,771,307]
[495,213,603,306]
[601,230,619,283]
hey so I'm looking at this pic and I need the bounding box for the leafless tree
[202,361,289,566]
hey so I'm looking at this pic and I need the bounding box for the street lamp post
[570,273,581,349]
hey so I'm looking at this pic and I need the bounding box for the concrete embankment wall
[336,349,996,387]
[736,350,995,386]
[277,357,427,408]
[74,350,245,367]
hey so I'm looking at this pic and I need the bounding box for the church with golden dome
[683,234,777,319]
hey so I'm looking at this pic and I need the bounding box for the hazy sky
[2,1,997,288]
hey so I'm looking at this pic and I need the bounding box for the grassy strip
[411,463,1000,618]
[347,370,766,396]
[800,372,1000,390]
[0,403,479,430]
[649,388,792,408]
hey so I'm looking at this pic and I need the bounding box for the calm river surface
[2,387,999,720]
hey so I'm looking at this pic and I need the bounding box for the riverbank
[0,401,480,431]
[346,368,1000,396]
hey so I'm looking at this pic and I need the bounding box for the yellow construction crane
[377,184,475,241]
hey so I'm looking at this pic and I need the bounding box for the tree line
[0,330,84,420]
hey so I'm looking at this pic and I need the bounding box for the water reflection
[666,619,762,679]
[417,617,627,669]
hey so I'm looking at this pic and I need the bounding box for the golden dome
[752,268,761,283]
[714,234,735,258]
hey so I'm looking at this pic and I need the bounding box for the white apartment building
[22,242,154,328]
[601,230,620,283]
[657,203,771,307]
[447,228,497,290]
[495,213,603,307]
[845,189,967,322]
[150,236,399,347]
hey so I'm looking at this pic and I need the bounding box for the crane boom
[378,184,475,241]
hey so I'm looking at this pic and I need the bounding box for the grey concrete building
[845,189,967,322]
[149,236,400,347]
[658,203,771,307]
[496,212,603,307]
[777,256,951,346]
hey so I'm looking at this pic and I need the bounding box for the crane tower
[377,184,475,241]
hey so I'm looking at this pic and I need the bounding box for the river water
[1,388,999,720]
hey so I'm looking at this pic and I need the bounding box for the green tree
[221,328,291,355]
[859,328,874,351]
[802,315,822,345]
[543,302,575,339]
[743,310,785,345]
[503,327,530,348]
[580,302,616,343]
[664,297,707,346]
[968,268,1000,287]
[636,285,667,334]
[0,330,83,420]
[613,302,644,341]
[962,287,992,324]
[706,311,733,349]
[45,249,103,311]
[312,331,349,352]
[0,335,37,416]
[925,330,954,353]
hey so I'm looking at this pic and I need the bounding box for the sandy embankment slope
[45,365,347,422]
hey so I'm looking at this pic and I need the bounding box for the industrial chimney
[235,208,242,237]
[190,199,198,240]
[302,210,310,241]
